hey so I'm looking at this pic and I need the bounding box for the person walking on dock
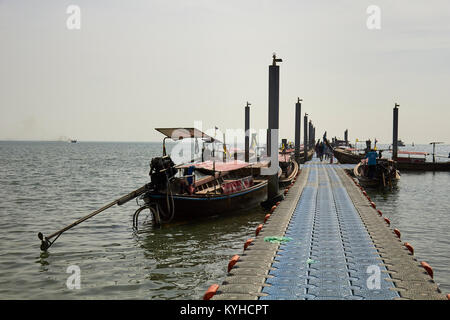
[319,141,324,161]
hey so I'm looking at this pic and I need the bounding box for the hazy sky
[1,0,449,144]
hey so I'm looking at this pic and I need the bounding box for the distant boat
[278,149,299,188]
[397,140,405,147]
[69,139,77,143]
[331,147,365,164]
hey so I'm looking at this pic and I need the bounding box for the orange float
[203,284,219,300]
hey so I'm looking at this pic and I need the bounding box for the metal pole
[433,143,436,163]
[295,98,302,162]
[309,120,313,149]
[303,113,308,161]
[312,126,315,146]
[393,103,399,160]
[267,55,281,157]
[267,54,282,202]
[245,102,250,162]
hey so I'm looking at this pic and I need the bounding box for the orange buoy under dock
[205,160,446,300]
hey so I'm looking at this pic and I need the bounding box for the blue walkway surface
[260,162,399,300]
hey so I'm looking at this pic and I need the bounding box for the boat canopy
[155,128,221,143]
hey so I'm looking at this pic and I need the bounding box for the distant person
[319,142,324,161]
[315,140,320,158]
[328,146,334,163]
[366,149,378,179]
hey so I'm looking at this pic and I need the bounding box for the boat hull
[143,181,268,222]
[353,162,400,189]
[279,160,299,188]
[395,161,450,171]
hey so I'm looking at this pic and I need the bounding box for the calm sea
[0,141,448,299]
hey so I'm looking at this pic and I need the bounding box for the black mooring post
[313,126,316,146]
[267,56,281,157]
[245,102,250,162]
[433,143,436,163]
[267,54,282,204]
[295,98,302,162]
[393,103,399,161]
[303,113,308,162]
[309,120,313,149]
[344,129,348,145]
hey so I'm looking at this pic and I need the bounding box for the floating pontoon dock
[206,160,446,300]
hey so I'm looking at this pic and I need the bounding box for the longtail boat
[278,149,299,187]
[138,157,268,225]
[353,159,400,189]
[277,144,303,187]
[37,128,269,251]
[134,128,269,225]
[332,147,365,164]
[394,151,450,171]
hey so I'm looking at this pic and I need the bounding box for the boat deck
[209,160,445,300]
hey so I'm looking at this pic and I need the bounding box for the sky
[1,0,449,144]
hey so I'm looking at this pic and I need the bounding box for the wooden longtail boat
[139,158,268,225]
[353,159,400,189]
[395,151,450,171]
[332,147,365,164]
[133,128,270,225]
[37,128,269,250]
[323,138,365,164]
[396,161,450,171]
[278,151,299,188]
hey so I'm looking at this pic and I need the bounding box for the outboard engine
[149,155,177,191]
